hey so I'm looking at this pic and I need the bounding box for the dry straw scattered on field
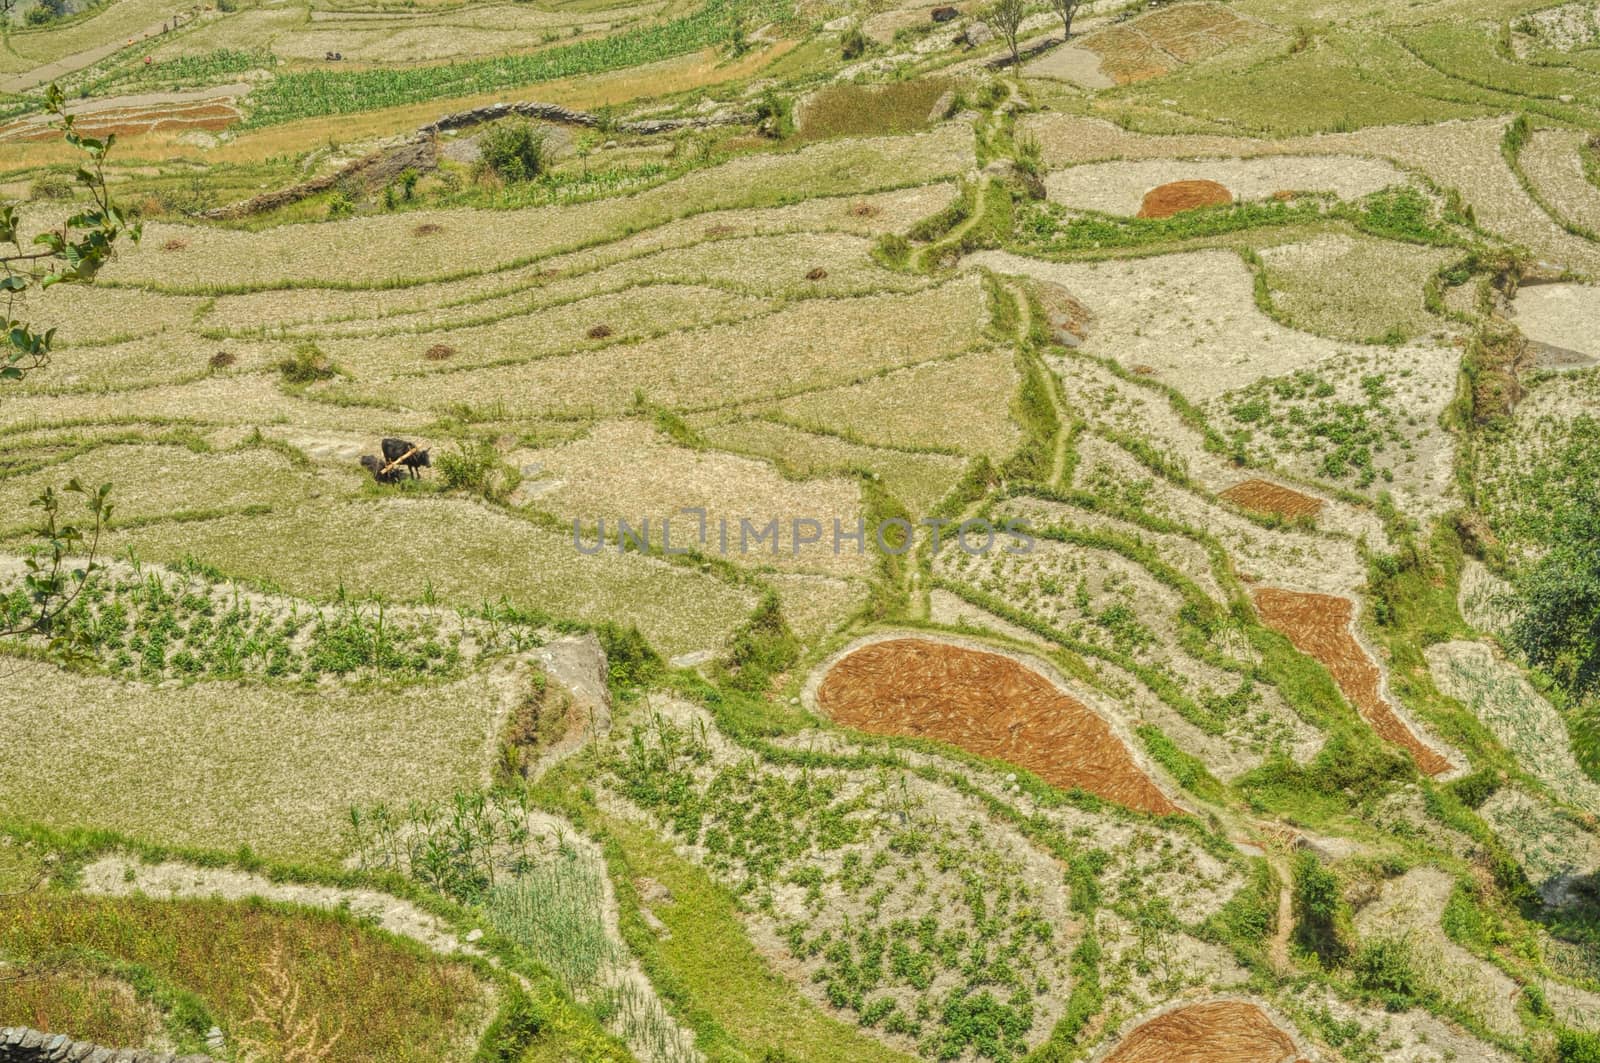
[1218,479,1324,521]
[750,346,1021,458]
[699,417,967,515]
[336,278,988,417]
[1253,587,1454,775]
[104,497,756,656]
[816,637,1182,815]
[1101,999,1303,1063]
[104,128,975,290]
[518,419,870,578]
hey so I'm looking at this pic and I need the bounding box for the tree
[987,0,1026,67]
[1,83,131,646]
[3,83,142,383]
[1511,504,1600,700]
[1048,0,1082,39]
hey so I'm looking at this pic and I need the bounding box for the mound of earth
[815,636,1181,815]
[1137,179,1233,218]
[1104,1000,1305,1062]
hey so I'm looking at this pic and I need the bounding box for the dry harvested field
[1253,587,1454,775]
[815,636,1182,815]
[1078,2,1274,84]
[968,249,1442,404]
[3,2,1598,1060]
[1511,281,1600,365]
[1044,155,1407,217]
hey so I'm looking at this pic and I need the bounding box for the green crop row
[242,0,790,127]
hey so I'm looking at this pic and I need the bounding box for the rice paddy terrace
[4,0,1600,1059]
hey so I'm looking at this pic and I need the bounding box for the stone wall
[0,1027,214,1063]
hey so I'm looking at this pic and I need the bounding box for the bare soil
[1252,587,1452,775]
[815,636,1181,815]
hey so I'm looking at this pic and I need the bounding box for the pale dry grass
[329,279,988,417]
[1351,867,1523,1040]
[1043,156,1407,216]
[0,442,339,538]
[1520,129,1600,236]
[0,374,430,434]
[0,655,512,858]
[281,233,927,340]
[1426,641,1600,814]
[516,419,871,578]
[698,418,967,515]
[101,127,975,291]
[1512,281,1600,360]
[971,249,1412,402]
[1257,233,1456,342]
[102,497,756,656]
[1480,787,1600,897]
[311,284,767,381]
[750,346,1021,458]
[1072,435,1367,594]
[201,185,955,332]
[23,284,207,349]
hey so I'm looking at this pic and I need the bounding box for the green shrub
[1352,936,1422,1010]
[1559,1028,1600,1063]
[716,592,798,694]
[752,87,793,138]
[30,173,74,201]
[1448,767,1500,809]
[841,25,867,59]
[596,622,662,693]
[1292,850,1349,966]
[435,441,511,499]
[478,120,548,183]
[276,341,338,383]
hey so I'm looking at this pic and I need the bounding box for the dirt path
[2,17,182,93]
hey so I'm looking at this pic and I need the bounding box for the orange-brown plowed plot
[1138,179,1233,218]
[0,101,240,143]
[816,638,1181,815]
[1104,1001,1304,1063]
[1253,588,1451,775]
[1219,479,1324,521]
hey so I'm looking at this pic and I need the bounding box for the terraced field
[4,0,1600,1060]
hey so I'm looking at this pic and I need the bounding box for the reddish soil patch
[1253,588,1451,775]
[1104,1001,1304,1063]
[849,201,880,217]
[413,223,444,236]
[1138,179,1233,219]
[816,638,1181,815]
[0,101,239,143]
[424,343,456,361]
[586,324,614,339]
[1219,479,1323,521]
[805,267,828,280]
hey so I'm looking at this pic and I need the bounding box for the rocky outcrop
[420,99,753,136]
[198,136,437,220]
[0,1027,214,1062]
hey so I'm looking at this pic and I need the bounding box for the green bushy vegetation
[243,0,791,126]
